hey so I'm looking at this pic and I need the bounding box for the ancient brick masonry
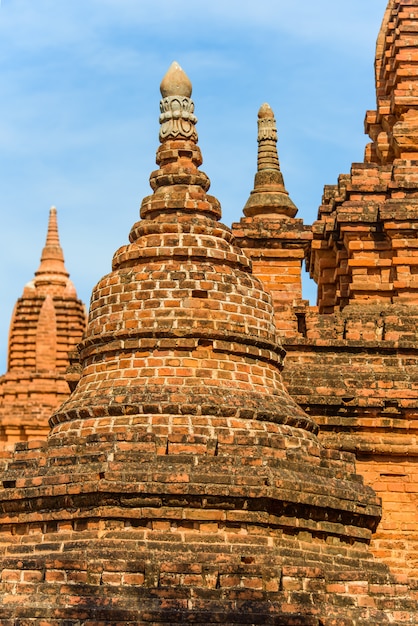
[0,207,86,445]
[261,0,418,591]
[0,60,416,625]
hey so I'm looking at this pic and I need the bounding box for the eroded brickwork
[281,304,418,581]
[0,207,86,444]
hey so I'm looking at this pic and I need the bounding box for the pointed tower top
[33,207,72,291]
[51,61,317,442]
[258,102,275,120]
[138,62,219,221]
[160,61,192,98]
[44,206,61,249]
[6,204,85,384]
[243,103,297,218]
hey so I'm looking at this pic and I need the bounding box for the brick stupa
[0,207,86,445]
[0,61,416,625]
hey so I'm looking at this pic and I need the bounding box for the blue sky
[0,0,387,373]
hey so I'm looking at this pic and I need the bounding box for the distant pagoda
[0,207,86,445]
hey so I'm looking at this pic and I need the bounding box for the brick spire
[365,0,418,163]
[233,104,311,334]
[243,103,297,218]
[33,206,71,291]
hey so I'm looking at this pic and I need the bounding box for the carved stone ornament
[159,96,198,141]
[257,103,278,142]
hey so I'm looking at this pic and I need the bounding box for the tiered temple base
[0,414,414,625]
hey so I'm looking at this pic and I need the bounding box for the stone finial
[243,104,297,218]
[257,103,280,170]
[141,61,218,221]
[159,61,197,142]
[258,103,278,138]
[160,61,192,98]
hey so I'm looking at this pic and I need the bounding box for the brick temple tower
[0,61,416,625]
[0,207,86,445]
[276,0,418,584]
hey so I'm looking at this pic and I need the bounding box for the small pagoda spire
[243,103,297,218]
[139,62,220,222]
[34,207,70,287]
